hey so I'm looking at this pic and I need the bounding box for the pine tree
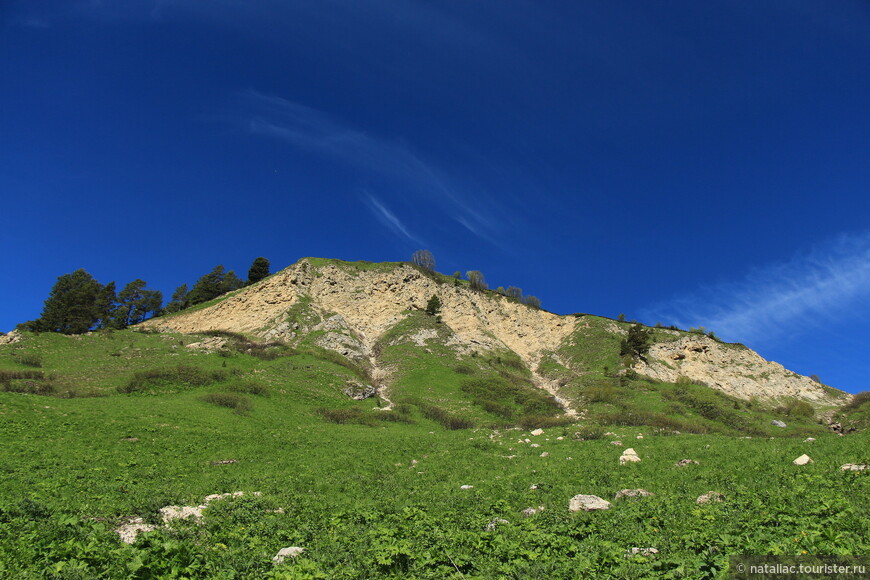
[246,257,270,285]
[425,294,442,316]
[38,269,106,334]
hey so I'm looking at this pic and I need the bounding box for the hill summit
[141,258,845,415]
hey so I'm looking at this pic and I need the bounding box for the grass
[0,327,866,578]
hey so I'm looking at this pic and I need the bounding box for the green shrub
[775,398,815,418]
[225,380,269,396]
[16,353,43,368]
[201,392,252,414]
[120,365,227,393]
[415,402,475,430]
[583,383,619,404]
[842,391,870,412]
[454,364,474,375]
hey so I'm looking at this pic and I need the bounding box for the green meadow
[0,330,867,578]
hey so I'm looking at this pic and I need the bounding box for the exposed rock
[530,443,541,448]
[185,336,227,352]
[803,438,816,443]
[840,464,868,471]
[569,494,611,512]
[636,435,644,439]
[771,420,787,428]
[793,454,813,466]
[115,517,157,544]
[675,459,699,467]
[210,459,239,465]
[635,334,845,405]
[540,452,550,457]
[343,382,377,400]
[610,441,623,446]
[460,485,474,490]
[626,547,659,557]
[521,506,545,517]
[484,518,510,531]
[159,505,205,523]
[530,428,544,436]
[272,547,304,564]
[619,448,641,465]
[696,492,725,504]
[614,489,655,500]
[0,330,23,345]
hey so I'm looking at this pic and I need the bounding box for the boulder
[619,448,641,465]
[343,382,377,400]
[771,420,787,428]
[793,454,813,466]
[531,428,544,436]
[569,494,611,512]
[272,547,304,564]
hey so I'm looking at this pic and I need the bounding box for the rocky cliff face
[140,258,845,406]
[634,334,843,404]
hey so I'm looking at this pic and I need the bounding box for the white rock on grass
[610,441,623,446]
[272,547,304,564]
[531,429,544,436]
[793,454,813,466]
[521,506,545,517]
[540,452,550,457]
[619,448,641,465]
[614,489,655,500]
[696,492,725,504]
[484,518,510,531]
[460,485,474,490]
[803,438,816,443]
[569,494,611,512]
[840,463,868,471]
[675,459,699,467]
[530,443,541,448]
[114,518,157,544]
[771,420,787,428]
[159,505,206,523]
[626,547,659,557]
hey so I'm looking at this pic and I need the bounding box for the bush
[583,383,619,404]
[775,398,815,418]
[201,393,252,414]
[120,365,227,393]
[225,380,269,396]
[842,391,870,412]
[16,353,43,368]
[414,402,475,430]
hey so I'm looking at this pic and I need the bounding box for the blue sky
[2,1,868,393]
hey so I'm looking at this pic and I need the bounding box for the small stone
[610,441,623,446]
[614,488,655,500]
[793,454,813,466]
[540,452,549,457]
[521,505,545,517]
[840,464,868,471]
[636,435,644,439]
[484,518,510,531]
[531,429,544,436]
[626,547,659,557]
[569,494,611,512]
[272,547,304,564]
[210,459,238,465]
[524,438,531,443]
[530,443,541,448]
[529,484,539,490]
[556,436,564,441]
[696,492,725,504]
[771,420,787,428]
[675,459,699,467]
[460,485,474,490]
[803,438,816,443]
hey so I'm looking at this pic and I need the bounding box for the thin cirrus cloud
[642,231,870,346]
[363,195,424,245]
[238,89,498,242]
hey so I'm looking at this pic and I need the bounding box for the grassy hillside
[1,330,868,577]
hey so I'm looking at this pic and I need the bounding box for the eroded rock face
[0,330,22,345]
[635,334,844,404]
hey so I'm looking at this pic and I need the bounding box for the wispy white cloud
[642,231,870,345]
[238,89,500,241]
[363,195,423,244]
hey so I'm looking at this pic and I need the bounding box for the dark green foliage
[842,391,870,412]
[36,269,110,334]
[404,399,475,429]
[163,283,189,314]
[461,377,562,421]
[112,279,163,328]
[246,257,270,285]
[0,370,56,395]
[454,364,474,375]
[775,398,815,418]
[411,249,436,272]
[617,313,626,322]
[201,393,252,414]
[119,365,227,393]
[425,294,441,316]
[810,374,822,384]
[187,265,244,306]
[466,270,487,291]
[316,407,412,426]
[16,353,43,368]
[452,271,462,279]
[225,380,269,396]
[620,324,651,359]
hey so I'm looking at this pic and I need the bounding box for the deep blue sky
[2,1,868,393]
